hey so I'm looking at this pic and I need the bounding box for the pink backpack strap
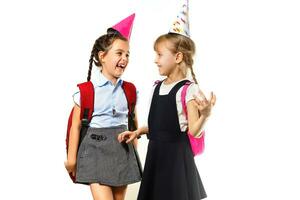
[181,81,192,119]
[153,80,161,86]
[181,81,205,156]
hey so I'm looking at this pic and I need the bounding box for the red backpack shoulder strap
[77,81,94,121]
[122,81,137,113]
[122,81,137,131]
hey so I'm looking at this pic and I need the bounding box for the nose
[154,55,158,64]
[122,54,128,62]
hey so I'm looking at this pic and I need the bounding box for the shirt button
[112,108,116,116]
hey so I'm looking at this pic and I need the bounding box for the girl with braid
[118,2,216,200]
[64,14,141,200]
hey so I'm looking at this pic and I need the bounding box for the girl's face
[154,41,178,76]
[100,39,130,80]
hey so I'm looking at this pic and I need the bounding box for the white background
[0,0,300,199]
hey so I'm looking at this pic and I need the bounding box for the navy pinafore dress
[137,80,207,200]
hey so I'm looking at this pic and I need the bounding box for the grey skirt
[75,125,142,186]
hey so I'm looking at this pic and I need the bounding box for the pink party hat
[169,0,190,37]
[111,13,135,40]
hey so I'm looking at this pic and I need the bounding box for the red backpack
[65,80,140,182]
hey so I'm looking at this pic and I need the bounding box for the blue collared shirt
[73,68,130,128]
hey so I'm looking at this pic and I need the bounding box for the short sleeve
[72,91,80,106]
[185,83,200,103]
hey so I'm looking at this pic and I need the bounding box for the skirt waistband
[87,125,127,136]
[88,124,127,130]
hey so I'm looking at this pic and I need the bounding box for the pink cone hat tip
[111,13,135,40]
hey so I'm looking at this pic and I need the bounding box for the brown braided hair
[154,33,198,84]
[87,28,127,81]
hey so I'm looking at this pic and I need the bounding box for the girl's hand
[64,160,76,177]
[193,91,216,118]
[118,131,138,144]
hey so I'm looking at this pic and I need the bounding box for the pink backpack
[181,81,205,156]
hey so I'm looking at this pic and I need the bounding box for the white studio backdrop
[0,0,300,199]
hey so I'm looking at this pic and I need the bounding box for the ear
[98,51,106,63]
[175,52,183,64]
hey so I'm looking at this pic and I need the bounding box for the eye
[126,54,130,58]
[116,52,122,56]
